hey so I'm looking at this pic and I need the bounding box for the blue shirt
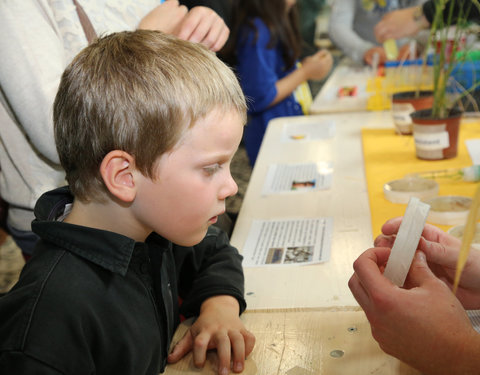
[236,18,303,165]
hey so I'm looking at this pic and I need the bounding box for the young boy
[0,30,255,375]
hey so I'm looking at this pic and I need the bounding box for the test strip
[383,197,430,286]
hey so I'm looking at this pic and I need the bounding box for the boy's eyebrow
[197,150,237,165]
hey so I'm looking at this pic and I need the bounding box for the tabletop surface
[230,112,394,310]
[165,309,421,375]
[310,58,372,114]
[164,110,479,374]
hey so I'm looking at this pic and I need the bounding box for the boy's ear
[100,150,137,203]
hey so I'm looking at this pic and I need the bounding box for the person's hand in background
[374,6,430,43]
[139,0,229,51]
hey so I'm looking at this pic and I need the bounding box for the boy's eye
[203,163,222,176]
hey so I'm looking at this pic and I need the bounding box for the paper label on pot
[392,103,415,125]
[414,131,449,150]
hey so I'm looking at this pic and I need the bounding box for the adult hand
[349,247,480,375]
[398,43,416,60]
[138,0,188,35]
[176,6,229,52]
[363,46,386,66]
[139,1,229,52]
[374,6,430,43]
[301,49,333,81]
[376,217,480,309]
[167,295,255,375]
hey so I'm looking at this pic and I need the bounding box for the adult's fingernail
[416,251,425,262]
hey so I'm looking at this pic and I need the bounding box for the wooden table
[309,58,373,114]
[165,309,420,375]
[163,112,424,374]
[231,112,394,310]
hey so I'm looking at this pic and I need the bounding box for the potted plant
[410,0,480,160]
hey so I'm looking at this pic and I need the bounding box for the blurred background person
[0,0,229,260]
[328,0,426,66]
[374,0,480,42]
[224,0,333,166]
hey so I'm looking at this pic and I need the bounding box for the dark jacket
[0,186,246,375]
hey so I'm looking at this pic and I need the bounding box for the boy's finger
[192,332,210,368]
[242,329,256,357]
[214,331,231,375]
[228,330,245,373]
[167,331,193,363]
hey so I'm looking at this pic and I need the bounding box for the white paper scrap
[383,197,430,286]
[282,120,335,142]
[261,162,333,195]
[242,218,333,267]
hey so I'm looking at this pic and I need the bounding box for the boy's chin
[172,229,208,247]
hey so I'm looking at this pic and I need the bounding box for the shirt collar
[32,186,141,276]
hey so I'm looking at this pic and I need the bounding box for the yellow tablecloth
[362,120,480,238]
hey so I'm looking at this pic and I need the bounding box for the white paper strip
[383,197,430,286]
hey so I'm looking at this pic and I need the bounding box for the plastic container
[383,177,438,204]
[448,223,480,250]
[425,195,472,225]
[391,90,434,135]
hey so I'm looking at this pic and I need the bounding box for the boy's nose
[220,174,238,200]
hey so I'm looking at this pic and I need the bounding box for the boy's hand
[167,295,255,375]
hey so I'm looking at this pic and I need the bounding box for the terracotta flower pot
[391,91,434,135]
[410,108,462,160]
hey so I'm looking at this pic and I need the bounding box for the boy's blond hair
[53,30,246,201]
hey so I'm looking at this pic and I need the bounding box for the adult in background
[374,0,480,43]
[0,0,229,259]
[328,0,426,65]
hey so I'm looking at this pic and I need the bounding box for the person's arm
[169,226,254,375]
[327,0,376,63]
[349,247,480,375]
[0,0,65,165]
[237,19,331,111]
[272,49,332,106]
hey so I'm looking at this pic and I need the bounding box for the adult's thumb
[406,251,435,286]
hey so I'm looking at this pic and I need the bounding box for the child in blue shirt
[225,0,333,165]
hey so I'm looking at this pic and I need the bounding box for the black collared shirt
[0,187,246,374]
